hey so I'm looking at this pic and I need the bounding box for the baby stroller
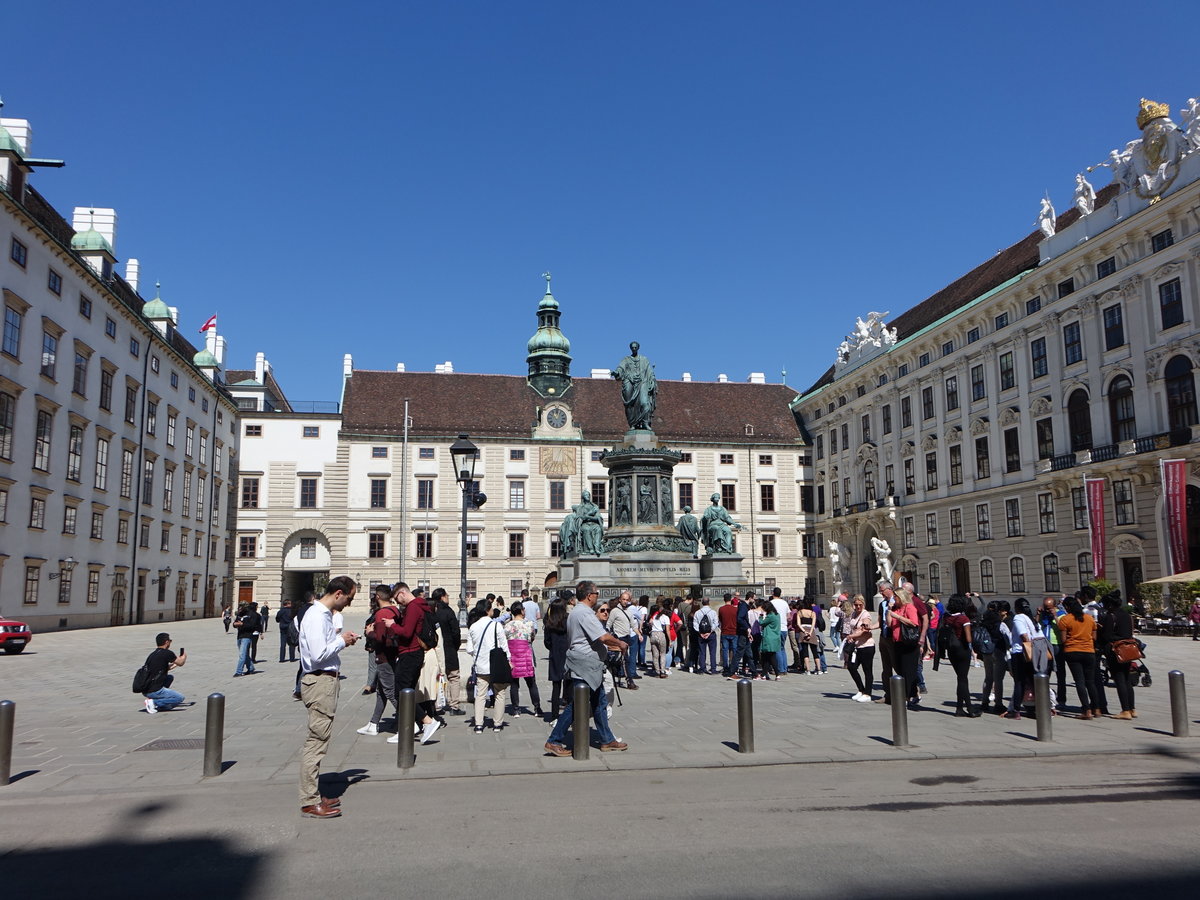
[1098,640,1152,688]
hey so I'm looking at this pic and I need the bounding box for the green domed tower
[526,272,572,398]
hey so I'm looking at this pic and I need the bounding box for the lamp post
[450,435,485,608]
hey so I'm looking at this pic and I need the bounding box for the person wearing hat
[142,633,187,714]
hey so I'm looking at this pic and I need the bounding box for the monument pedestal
[572,555,612,583]
[700,553,744,583]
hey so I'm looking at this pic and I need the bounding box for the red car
[0,618,32,654]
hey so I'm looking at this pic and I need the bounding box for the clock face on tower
[546,407,568,429]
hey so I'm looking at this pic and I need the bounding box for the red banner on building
[1085,477,1106,579]
[1162,459,1189,575]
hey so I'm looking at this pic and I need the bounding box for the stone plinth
[700,553,745,583]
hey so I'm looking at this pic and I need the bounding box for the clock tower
[526,272,573,399]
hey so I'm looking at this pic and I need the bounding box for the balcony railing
[1050,453,1077,471]
[1090,444,1119,462]
[289,400,340,414]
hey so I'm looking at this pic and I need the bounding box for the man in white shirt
[769,588,790,676]
[692,597,718,674]
[298,575,360,819]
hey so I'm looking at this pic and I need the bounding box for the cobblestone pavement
[2,616,1198,794]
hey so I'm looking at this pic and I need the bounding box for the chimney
[125,258,140,291]
[396,363,406,372]
[343,354,353,378]
[213,334,227,367]
[0,117,32,154]
[168,307,178,324]
[72,207,118,250]
[590,368,609,379]
[255,351,266,383]
[717,373,729,383]
[748,372,766,384]
[682,372,692,382]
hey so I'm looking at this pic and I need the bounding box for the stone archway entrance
[954,558,971,594]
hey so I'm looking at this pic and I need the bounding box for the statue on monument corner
[611,341,657,430]
[558,505,580,558]
[576,490,605,556]
[660,478,674,528]
[700,492,741,555]
[677,506,701,557]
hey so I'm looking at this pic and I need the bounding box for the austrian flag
[199,314,217,334]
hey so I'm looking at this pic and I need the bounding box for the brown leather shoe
[599,740,628,752]
[544,742,572,757]
[625,683,639,690]
[301,803,341,818]
[320,796,341,808]
[1080,711,1093,720]
[1130,709,1138,718]
[1112,710,1133,720]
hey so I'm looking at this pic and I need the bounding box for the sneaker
[386,733,400,743]
[420,721,441,744]
[511,710,521,719]
[356,722,379,736]
[493,725,503,733]
[292,691,303,701]
[855,694,873,703]
[475,726,485,734]
[144,698,157,715]
[850,692,864,702]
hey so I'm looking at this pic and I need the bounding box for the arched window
[1077,551,1094,586]
[1043,553,1060,593]
[817,571,826,595]
[1068,389,1093,451]
[1165,355,1198,432]
[1009,556,1026,593]
[864,466,876,502]
[979,558,995,592]
[1108,375,1136,442]
[928,562,941,594]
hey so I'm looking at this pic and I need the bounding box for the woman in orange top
[1058,596,1100,719]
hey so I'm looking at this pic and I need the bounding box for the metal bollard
[889,675,910,747]
[736,678,755,753]
[0,700,13,786]
[203,693,225,777]
[1169,670,1189,738]
[572,680,590,761]
[396,689,416,769]
[1033,673,1052,742]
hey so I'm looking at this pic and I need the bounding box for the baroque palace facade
[794,97,1200,603]
[1,105,239,631]
[232,278,811,607]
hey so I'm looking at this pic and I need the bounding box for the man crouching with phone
[298,575,360,819]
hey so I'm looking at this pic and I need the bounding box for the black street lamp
[450,434,485,607]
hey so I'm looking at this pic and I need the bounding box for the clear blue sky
[6,2,1198,403]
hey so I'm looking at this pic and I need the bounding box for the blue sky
[6,2,1199,404]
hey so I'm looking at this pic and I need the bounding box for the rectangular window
[181,470,191,517]
[3,305,23,358]
[142,458,154,501]
[1005,498,1022,537]
[721,483,737,511]
[241,477,259,508]
[1160,278,1185,329]
[926,512,938,545]
[508,532,525,558]
[33,409,53,471]
[368,533,385,558]
[370,478,388,508]
[1043,554,1060,593]
[950,508,963,543]
[29,495,46,529]
[146,400,157,436]
[299,478,318,508]
[244,423,262,437]
[418,447,435,460]
[942,340,954,357]
[10,237,27,267]
[302,426,320,438]
[903,516,915,549]
[150,355,159,374]
[898,364,909,377]
[238,535,257,558]
[1063,322,1083,365]
[371,446,388,459]
[87,569,100,605]
[882,404,892,434]
[1030,337,1048,378]
[169,371,178,389]
[760,483,775,512]
[975,436,991,479]
[509,449,525,461]
[63,505,77,535]
[814,435,823,460]
[94,437,109,490]
[945,376,959,411]
[67,424,83,481]
[980,559,995,592]
[129,337,139,358]
[1151,228,1174,252]
[919,352,930,368]
[999,351,1015,390]
[196,474,206,521]
[1038,492,1056,533]
[115,517,129,545]
[73,352,88,395]
[99,368,113,411]
[464,533,479,558]
[757,453,774,466]
[1078,552,1094,585]
[719,453,734,465]
[925,451,938,490]
[78,295,92,319]
[1036,418,1054,460]
[509,480,526,510]
[841,423,849,449]
[590,481,606,509]
[900,396,912,428]
[884,464,895,497]
[1010,558,1026,593]
[56,568,72,603]
[971,364,986,401]
[416,532,433,559]
[1057,278,1075,299]
[976,503,991,540]
[949,444,963,485]
[41,331,58,379]
[549,480,566,510]
[22,566,39,605]
[120,448,134,498]
[831,480,839,509]
[904,458,915,495]
[1026,296,1042,315]
[185,425,194,456]
[1072,486,1087,530]
[830,429,838,454]
[679,452,693,463]
[995,312,1009,329]
[678,481,693,511]
[417,479,434,509]
[967,327,980,344]
[1004,427,1020,473]
[864,468,876,501]
[1103,305,1125,350]
[1097,257,1116,279]
[1114,479,1135,525]
[761,534,777,558]
[166,414,177,447]
[124,384,138,424]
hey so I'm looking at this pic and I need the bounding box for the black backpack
[698,611,713,636]
[417,610,439,651]
[640,615,653,637]
[972,623,995,656]
[131,666,151,694]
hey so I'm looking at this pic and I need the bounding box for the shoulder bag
[488,621,513,683]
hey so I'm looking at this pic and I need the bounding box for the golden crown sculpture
[1137,98,1170,129]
